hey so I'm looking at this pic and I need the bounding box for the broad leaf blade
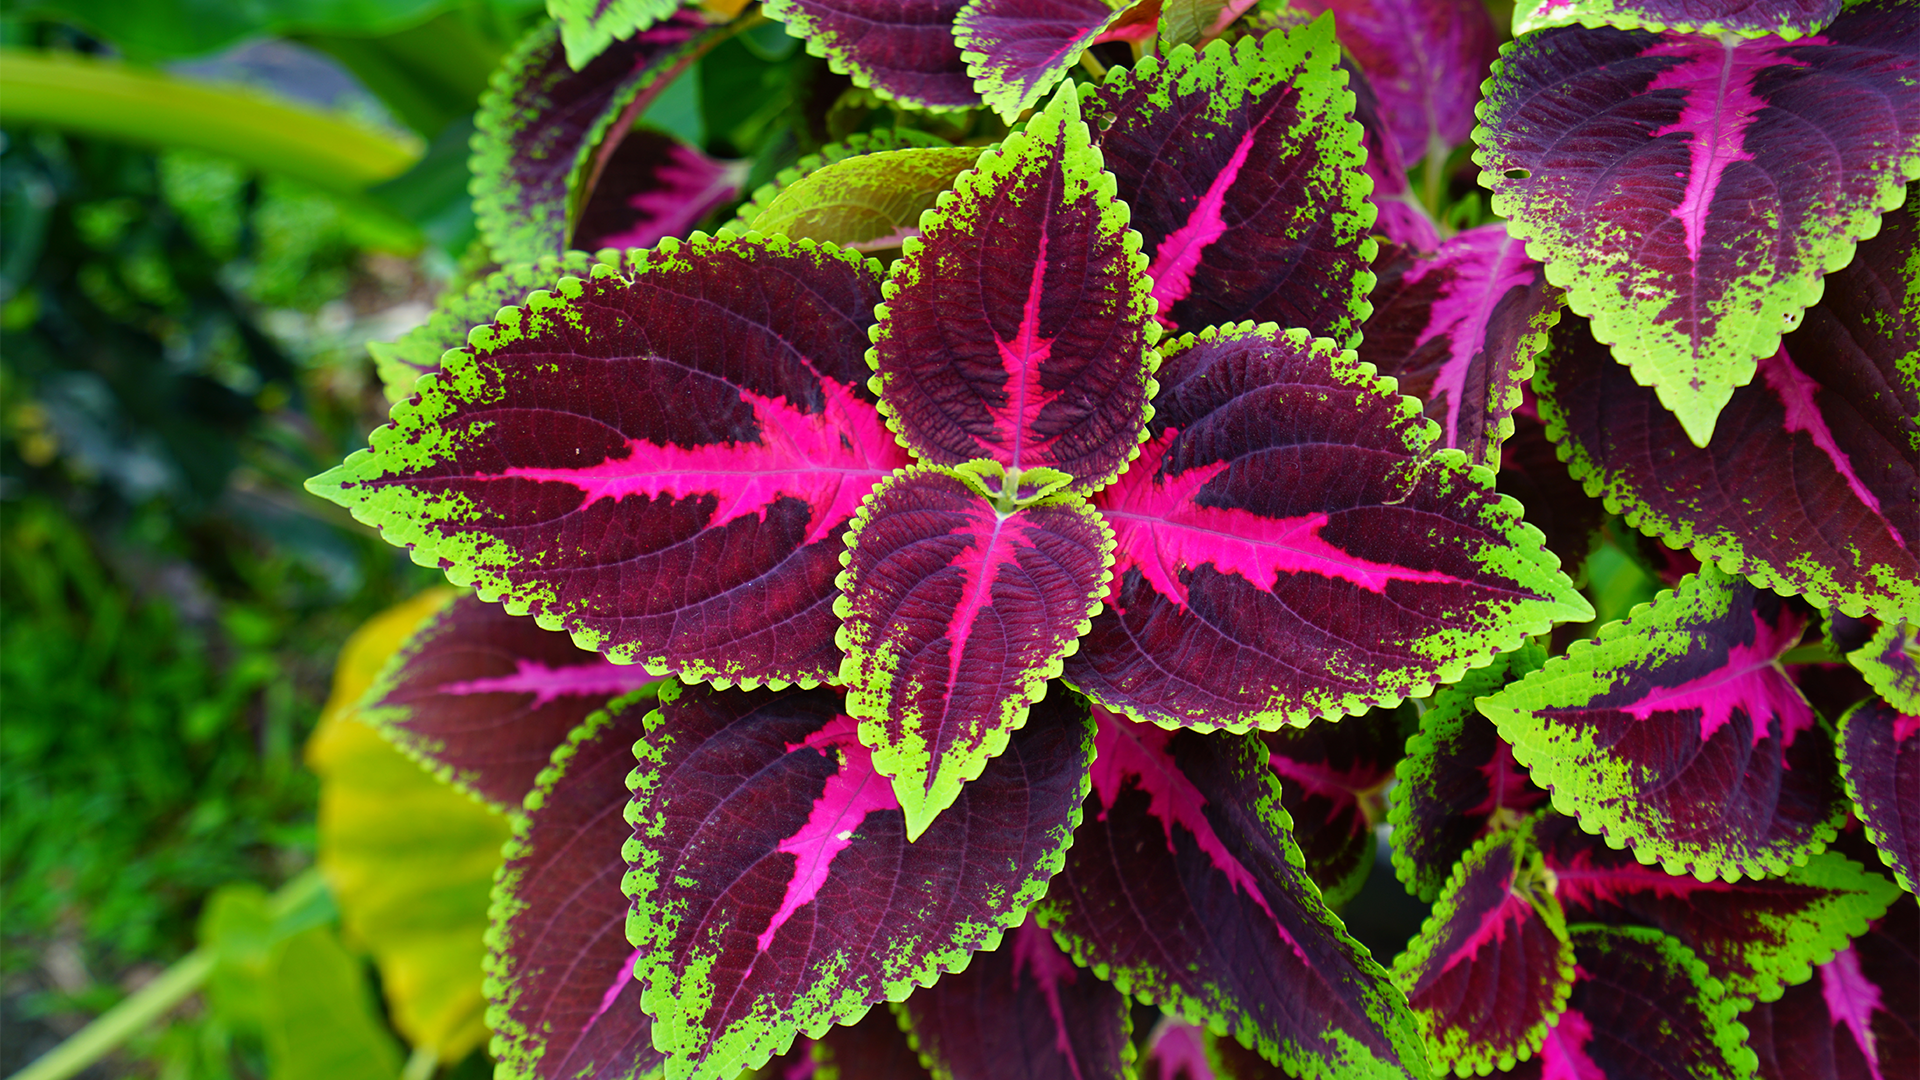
[723,130,961,243]
[571,130,747,254]
[836,465,1114,838]
[763,0,981,111]
[813,1010,935,1079]
[625,682,1094,1079]
[1837,697,1920,893]
[738,145,981,252]
[1478,567,1849,880]
[871,85,1158,493]
[308,235,908,689]
[1513,0,1841,38]
[548,0,681,69]
[1742,894,1919,1080]
[1846,619,1919,712]
[361,593,658,813]
[1261,705,1411,908]
[1067,324,1591,733]
[487,702,663,1080]
[1085,18,1377,344]
[1036,706,1431,1080]
[899,916,1133,1080]
[955,0,1130,122]
[1533,183,1920,621]
[1475,12,1920,444]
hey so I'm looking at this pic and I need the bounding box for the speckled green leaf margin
[548,0,681,69]
[1847,618,1919,713]
[730,143,983,252]
[1559,925,1758,1080]
[1509,0,1840,38]
[955,0,1130,122]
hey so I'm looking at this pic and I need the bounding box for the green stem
[6,949,215,1080]
[1779,644,1840,667]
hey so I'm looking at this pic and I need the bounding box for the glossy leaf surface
[764,0,980,110]
[1838,697,1920,893]
[737,145,981,252]
[1067,324,1591,733]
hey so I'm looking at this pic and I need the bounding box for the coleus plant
[310,0,1919,1078]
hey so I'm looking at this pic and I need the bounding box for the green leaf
[261,927,409,1080]
[734,145,983,251]
[548,0,683,69]
[1846,617,1918,713]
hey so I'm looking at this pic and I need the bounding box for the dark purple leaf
[1036,706,1430,1080]
[1838,696,1920,894]
[954,0,1130,121]
[362,593,658,812]
[1492,402,1608,579]
[1345,66,1441,252]
[764,0,981,111]
[899,916,1131,1080]
[870,86,1156,494]
[1066,324,1591,733]
[1391,829,1574,1074]
[1513,0,1842,38]
[812,1009,933,1080]
[1260,705,1410,907]
[1085,17,1376,344]
[572,129,746,254]
[472,14,720,263]
[309,235,908,689]
[1481,568,1848,879]
[487,702,661,1080]
[1743,894,1919,1080]
[1357,223,1563,467]
[626,682,1093,1078]
[836,464,1113,837]
[1477,10,1920,445]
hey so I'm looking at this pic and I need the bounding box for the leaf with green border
[732,144,983,252]
[1260,704,1412,909]
[954,0,1133,122]
[624,681,1093,1080]
[722,129,957,238]
[762,0,982,111]
[1741,893,1919,1080]
[1511,0,1841,38]
[1846,619,1918,712]
[1477,567,1849,881]
[1837,697,1920,894]
[570,129,748,254]
[548,0,683,70]
[1158,1,1263,49]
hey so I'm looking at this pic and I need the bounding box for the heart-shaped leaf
[955,0,1132,121]
[1391,828,1575,1075]
[1036,706,1431,1080]
[1742,894,1919,1080]
[571,129,746,254]
[1478,567,1848,880]
[836,464,1113,838]
[1085,17,1377,343]
[486,702,662,1080]
[547,0,680,69]
[1066,323,1591,733]
[308,235,908,689]
[1476,10,1920,444]
[898,916,1132,1080]
[1838,696,1920,893]
[625,682,1093,1079]
[1512,0,1841,38]
[361,592,658,813]
[763,0,981,111]
[870,84,1158,493]
[1260,705,1411,907]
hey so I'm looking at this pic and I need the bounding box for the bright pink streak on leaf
[1437,888,1533,976]
[491,378,908,546]
[1820,945,1887,1080]
[1758,345,1904,548]
[1533,1010,1606,1080]
[1145,115,1272,321]
[1619,609,1812,748]
[1097,432,1466,606]
[1413,228,1539,448]
[994,229,1064,472]
[1463,738,1545,821]
[590,148,745,251]
[1895,713,1920,744]
[1643,37,1804,260]
[1546,848,1738,910]
[437,658,656,707]
[939,505,1037,759]
[1266,754,1376,802]
[583,948,642,1035]
[1011,920,1085,1079]
[1146,1020,1216,1080]
[1089,707,1308,965]
[756,714,902,953]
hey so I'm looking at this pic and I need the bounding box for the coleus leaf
[1512,0,1841,38]
[1357,224,1563,468]
[1477,566,1849,880]
[472,14,720,263]
[870,84,1158,494]
[624,682,1093,1079]
[1286,0,1498,165]
[737,145,983,253]
[1502,926,1755,1080]
[1036,706,1431,1080]
[1492,404,1609,577]
[1065,323,1592,733]
[486,700,661,1080]
[1084,17,1378,344]
[571,129,746,254]
[1533,183,1920,621]
[810,1009,934,1079]
[1391,828,1575,1075]
[1743,894,1919,1080]
[1532,811,1901,1007]
[547,0,680,70]
[1837,697,1920,894]
[763,0,982,111]
[369,251,612,404]
[1389,645,1550,903]
[898,915,1133,1080]
[307,234,910,688]
[1158,0,1261,50]
[1847,619,1918,712]
[1141,1018,1218,1080]
[1345,68,1440,252]
[1474,7,1920,445]
[359,592,658,813]
[835,464,1114,838]
[955,0,1132,122]
[1260,705,1410,908]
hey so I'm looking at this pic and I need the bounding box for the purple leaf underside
[1261,705,1410,907]
[956,0,1129,121]
[1743,895,1919,1080]
[1476,8,1920,445]
[363,593,658,812]
[308,235,910,689]
[1838,697,1920,894]
[1037,706,1430,1080]
[625,682,1093,1079]
[1067,324,1590,733]
[487,702,662,1080]
[765,0,981,111]
[572,129,746,255]
[836,465,1113,838]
